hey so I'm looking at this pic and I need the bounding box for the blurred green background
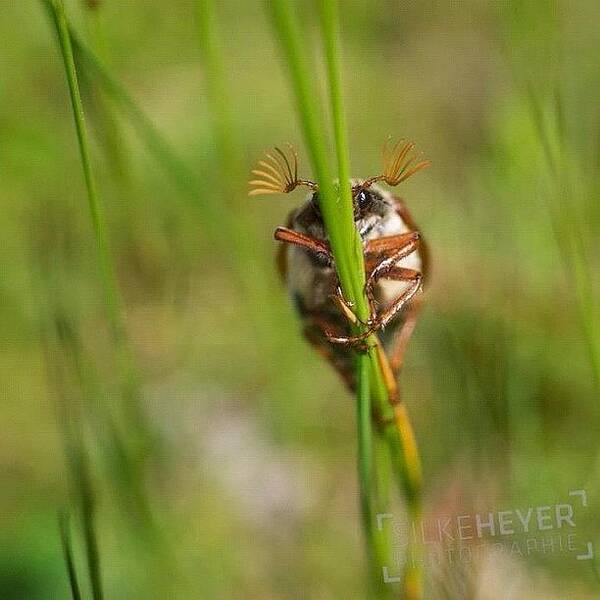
[2,1,600,598]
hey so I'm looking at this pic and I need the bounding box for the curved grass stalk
[317,5,379,579]
[46,0,123,346]
[45,0,148,447]
[269,0,423,595]
[43,0,156,528]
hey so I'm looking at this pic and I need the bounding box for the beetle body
[279,182,426,390]
[249,140,429,392]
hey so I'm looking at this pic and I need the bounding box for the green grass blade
[196,0,244,178]
[40,0,201,201]
[319,0,380,584]
[319,3,422,582]
[43,0,158,533]
[269,2,424,594]
[44,0,143,409]
[81,0,133,197]
[47,0,122,340]
[53,361,104,600]
[319,0,363,299]
[268,0,358,306]
[72,441,104,600]
[58,512,83,600]
[355,353,382,590]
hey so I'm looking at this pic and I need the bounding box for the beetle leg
[367,269,423,380]
[314,289,411,426]
[324,288,372,351]
[368,273,422,331]
[315,296,401,410]
[387,294,424,374]
[324,276,423,436]
[364,231,420,255]
[364,230,420,311]
[324,330,372,353]
[380,198,428,375]
[274,227,332,265]
[366,264,420,287]
[329,287,369,326]
[364,232,420,291]
[303,323,356,390]
[326,273,422,345]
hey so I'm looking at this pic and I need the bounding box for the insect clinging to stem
[249,139,430,410]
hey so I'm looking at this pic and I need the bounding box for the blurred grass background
[2,0,600,597]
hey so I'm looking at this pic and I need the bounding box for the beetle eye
[356,190,370,208]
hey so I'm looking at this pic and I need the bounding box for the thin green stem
[44,329,104,600]
[270,1,423,594]
[82,0,133,198]
[321,4,422,592]
[58,512,83,600]
[320,0,400,592]
[269,0,358,307]
[319,0,366,313]
[357,354,373,545]
[45,0,152,494]
[58,384,104,600]
[320,0,422,508]
[48,0,123,345]
[319,2,378,580]
[196,0,244,180]
[74,442,104,600]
